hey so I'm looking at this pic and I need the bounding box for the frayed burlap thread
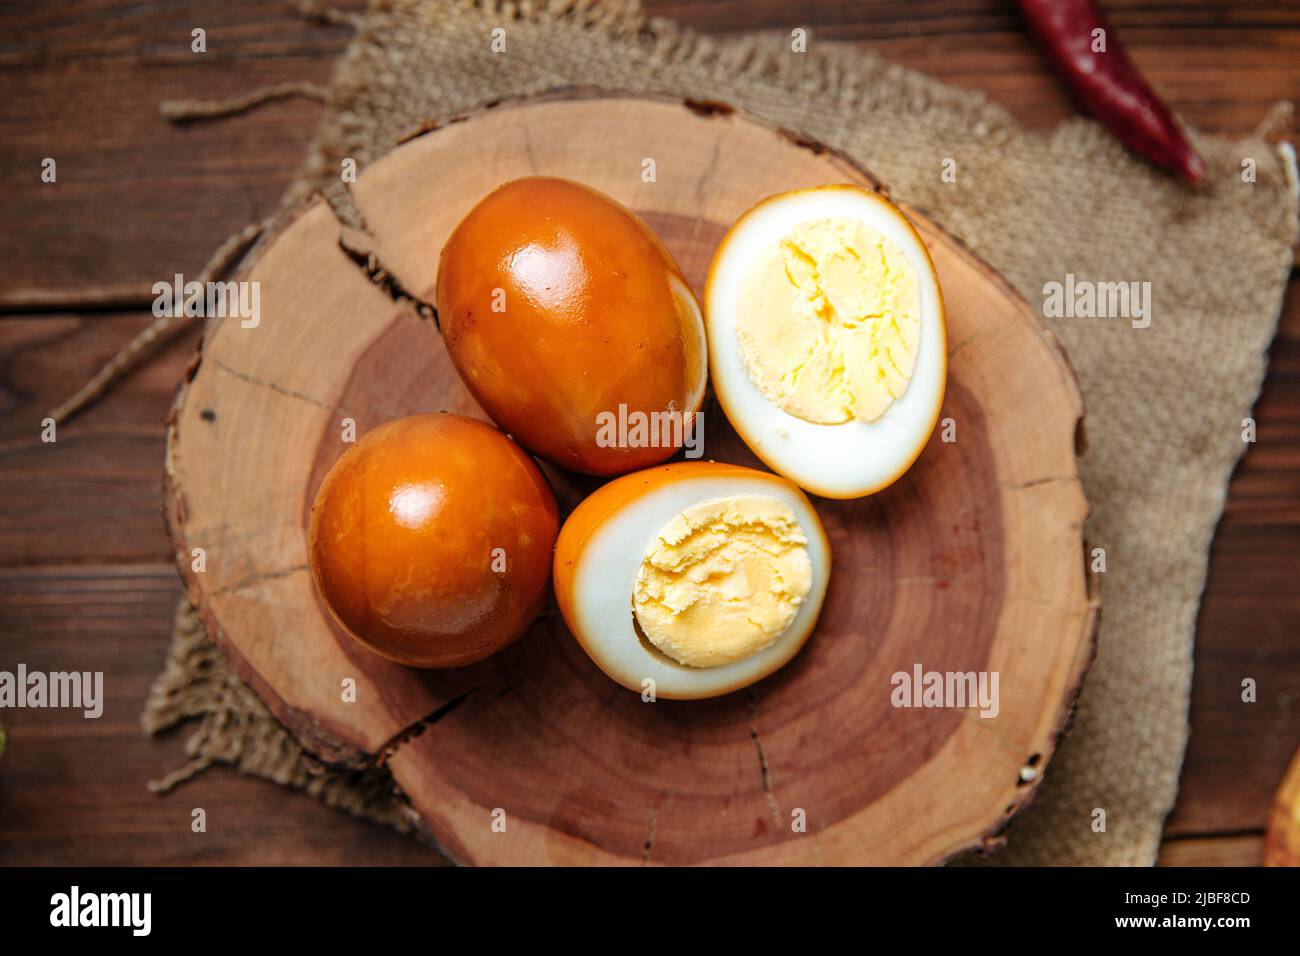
[144,599,416,834]
[144,0,1299,865]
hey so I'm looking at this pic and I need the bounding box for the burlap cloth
[143,0,1299,865]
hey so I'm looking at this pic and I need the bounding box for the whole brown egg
[435,177,707,475]
[308,414,558,668]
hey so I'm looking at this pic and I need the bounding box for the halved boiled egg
[705,185,947,498]
[554,461,830,699]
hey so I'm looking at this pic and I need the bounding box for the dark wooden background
[0,0,1296,866]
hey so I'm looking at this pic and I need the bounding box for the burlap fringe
[48,223,267,424]
[46,0,357,425]
[445,0,1010,126]
[295,0,363,28]
[161,81,330,124]
[143,599,416,834]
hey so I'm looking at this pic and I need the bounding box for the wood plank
[1165,279,1300,836]
[4,0,1295,307]
[0,312,200,565]
[1166,526,1300,834]
[0,563,436,865]
[644,0,1300,133]
[0,0,361,308]
[1157,833,1264,867]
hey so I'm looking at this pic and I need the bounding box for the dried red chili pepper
[1018,0,1205,184]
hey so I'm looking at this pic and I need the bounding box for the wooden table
[0,0,1295,866]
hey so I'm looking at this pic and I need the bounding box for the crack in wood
[376,685,487,766]
[210,563,309,597]
[476,682,519,706]
[208,348,415,427]
[946,331,979,359]
[961,709,1032,759]
[521,122,540,175]
[894,573,963,585]
[642,788,676,865]
[336,215,439,327]
[1005,475,1078,492]
[641,805,658,864]
[208,356,336,412]
[747,689,783,831]
[691,139,722,241]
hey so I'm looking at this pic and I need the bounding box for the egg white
[566,472,831,700]
[705,186,947,498]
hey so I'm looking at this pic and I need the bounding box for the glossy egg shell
[435,176,707,476]
[308,414,559,668]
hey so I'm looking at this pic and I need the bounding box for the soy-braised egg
[705,185,947,498]
[309,413,558,668]
[554,461,831,699]
[436,176,708,476]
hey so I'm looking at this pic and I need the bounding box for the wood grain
[1157,833,1264,867]
[1165,288,1300,837]
[0,563,435,865]
[0,0,1295,866]
[647,0,1300,133]
[1264,746,1300,865]
[164,94,1095,865]
[0,314,200,566]
[0,0,360,309]
[1,1,1292,309]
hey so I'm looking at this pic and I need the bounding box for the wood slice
[164,92,1097,865]
[1265,745,1300,866]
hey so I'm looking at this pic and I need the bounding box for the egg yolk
[631,495,813,668]
[735,218,920,424]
